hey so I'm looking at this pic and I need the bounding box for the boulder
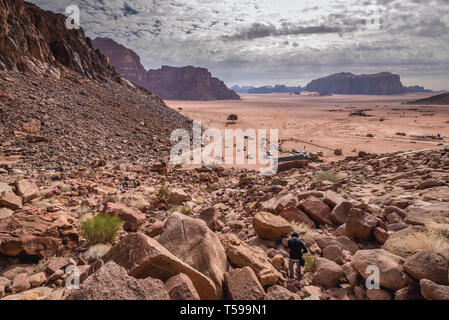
[0,209,79,258]
[67,261,170,300]
[323,245,345,265]
[313,235,359,254]
[0,276,11,288]
[0,207,13,220]
[224,267,266,300]
[277,207,315,228]
[157,213,228,298]
[265,285,300,300]
[167,189,190,204]
[0,286,56,301]
[46,258,70,274]
[259,192,297,214]
[366,288,392,300]
[102,233,218,300]
[404,250,448,285]
[220,234,281,286]
[299,200,332,225]
[198,207,224,232]
[252,211,293,242]
[23,119,41,133]
[0,191,22,210]
[14,180,41,203]
[373,227,389,244]
[104,202,146,231]
[351,249,409,291]
[313,257,344,288]
[323,190,345,208]
[330,201,353,225]
[165,273,200,300]
[10,273,30,294]
[345,208,377,240]
[395,286,422,300]
[28,272,46,287]
[277,160,308,173]
[419,279,449,300]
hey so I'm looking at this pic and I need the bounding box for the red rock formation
[306,72,406,95]
[0,0,119,81]
[92,37,148,86]
[146,66,240,100]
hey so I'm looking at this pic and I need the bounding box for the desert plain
[167,93,449,168]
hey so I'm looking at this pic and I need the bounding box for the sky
[30,0,449,90]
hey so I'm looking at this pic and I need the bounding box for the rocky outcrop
[92,37,148,86]
[305,72,428,95]
[0,0,119,81]
[408,92,449,105]
[146,66,240,100]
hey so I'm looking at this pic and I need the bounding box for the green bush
[304,255,316,273]
[315,171,340,182]
[80,213,124,245]
[157,185,169,199]
[180,205,192,216]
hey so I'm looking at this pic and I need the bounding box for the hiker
[287,232,308,280]
[118,183,124,192]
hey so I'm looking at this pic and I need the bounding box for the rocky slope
[408,92,449,105]
[92,37,240,101]
[92,38,149,87]
[305,72,430,95]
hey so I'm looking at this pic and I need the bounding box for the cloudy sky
[30,0,449,90]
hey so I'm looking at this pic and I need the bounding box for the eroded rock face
[0,0,118,81]
[66,261,170,300]
[0,208,79,258]
[102,233,218,300]
[157,213,228,298]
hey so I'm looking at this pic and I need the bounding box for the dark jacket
[288,237,308,260]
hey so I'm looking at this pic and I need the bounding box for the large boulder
[259,192,297,214]
[0,208,79,258]
[0,191,22,210]
[345,208,377,240]
[299,200,332,225]
[252,211,293,242]
[157,213,228,298]
[14,180,41,203]
[404,251,448,285]
[351,249,409,291]
[224,267,266,300]
[66,261,170,300]
[104,202,146,231]
[323,190,345,208]
[277,207,315,228]
[313,257,344,288]
[220,234,282,286]
[165,273,200,300]
[102,233,218,300]
[419,279,449,300]
[167,188,190,204]
[330,201,353,226]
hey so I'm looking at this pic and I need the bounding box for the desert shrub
[33,256,55,273]
[180,205,193,216]
[384,215,449,260]
[157,185,169,199]
[80,213,124,245]
[304,255,316,273]
[130,198,150,211]
[315,171,340,182]
[290,222,315,246]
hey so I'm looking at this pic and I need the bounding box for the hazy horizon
[30,0,449,91]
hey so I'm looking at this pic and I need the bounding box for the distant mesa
[407,92,449,105]
[92,37,240,101]
[305,72,432,95]
[232,85,302,94]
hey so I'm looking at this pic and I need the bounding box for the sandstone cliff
[305,72,429,95]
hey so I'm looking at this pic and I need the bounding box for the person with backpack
[287,232,308,280]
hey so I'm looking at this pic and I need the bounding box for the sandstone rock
[265,285,300,300]
[46,258,70,274]
[314,235,359,254]
[395,286,422,300]
[220,233,281,286]
[404,250,448,284]
[67,261,170,300]
[0,285,4,298]
[374,227,389,244]
[10,273,30,294]
[277,160,309,173]
[260,192,297,214]
[382,226,427,258]
[313,257,344,288]
[157,213,228,298]
[28,272,47,287]
[15,180,40,203]
[345,208,377,240]
[342,263,360,288]
[299,200,332,225]
[0,286,55,301]
[253,211,293,242]
[167,189,190,204]
[323,245,345,265]
[0,276,11,288]
[198,207,224,232]
[419,279,449,300]
[165,273,200,300]
[323,190,345,208]
[102,233,218,300]
[0,191,22,210]
[384,206,406,218]
[270,254,285,270]
[23,119,41,133]
[366,288,392,300]
[0,207,13,220]
[330,201,353,225]
[351,249,409,291]
[104,202,146,231]
[0,209,79,258]
[416,179,443,190]
[224,267,265,300]
[0,182,13,194]
[277,207,315,228]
